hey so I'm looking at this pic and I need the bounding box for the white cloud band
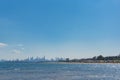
[0,43,8,47]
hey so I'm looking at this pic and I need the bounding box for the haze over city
[0,0,120,60]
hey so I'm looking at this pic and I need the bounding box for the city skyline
[0,0,120,59]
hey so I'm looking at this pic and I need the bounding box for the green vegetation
[59,55,120,63]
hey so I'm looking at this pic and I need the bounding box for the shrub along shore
[58,55,120,63]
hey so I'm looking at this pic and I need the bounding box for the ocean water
[0,62,120,80]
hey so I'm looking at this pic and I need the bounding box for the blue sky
[0,0,120,59]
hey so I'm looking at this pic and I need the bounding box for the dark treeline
[59,55,120,63]
[92,55,120,60]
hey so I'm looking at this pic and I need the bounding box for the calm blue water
[0,62,120,80]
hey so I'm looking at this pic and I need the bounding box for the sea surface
[0,62,120,80]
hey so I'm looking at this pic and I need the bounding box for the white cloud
[11,44,24,54]
[12,49,21,54]
[21,48,25,50]
[0,43,8,47]
[17,44,24,47]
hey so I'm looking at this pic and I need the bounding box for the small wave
[14,68,20,71]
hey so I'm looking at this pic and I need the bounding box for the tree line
[59,55,120,62]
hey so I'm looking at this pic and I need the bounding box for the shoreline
[52,62,120,64]
[1,61,120,64]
